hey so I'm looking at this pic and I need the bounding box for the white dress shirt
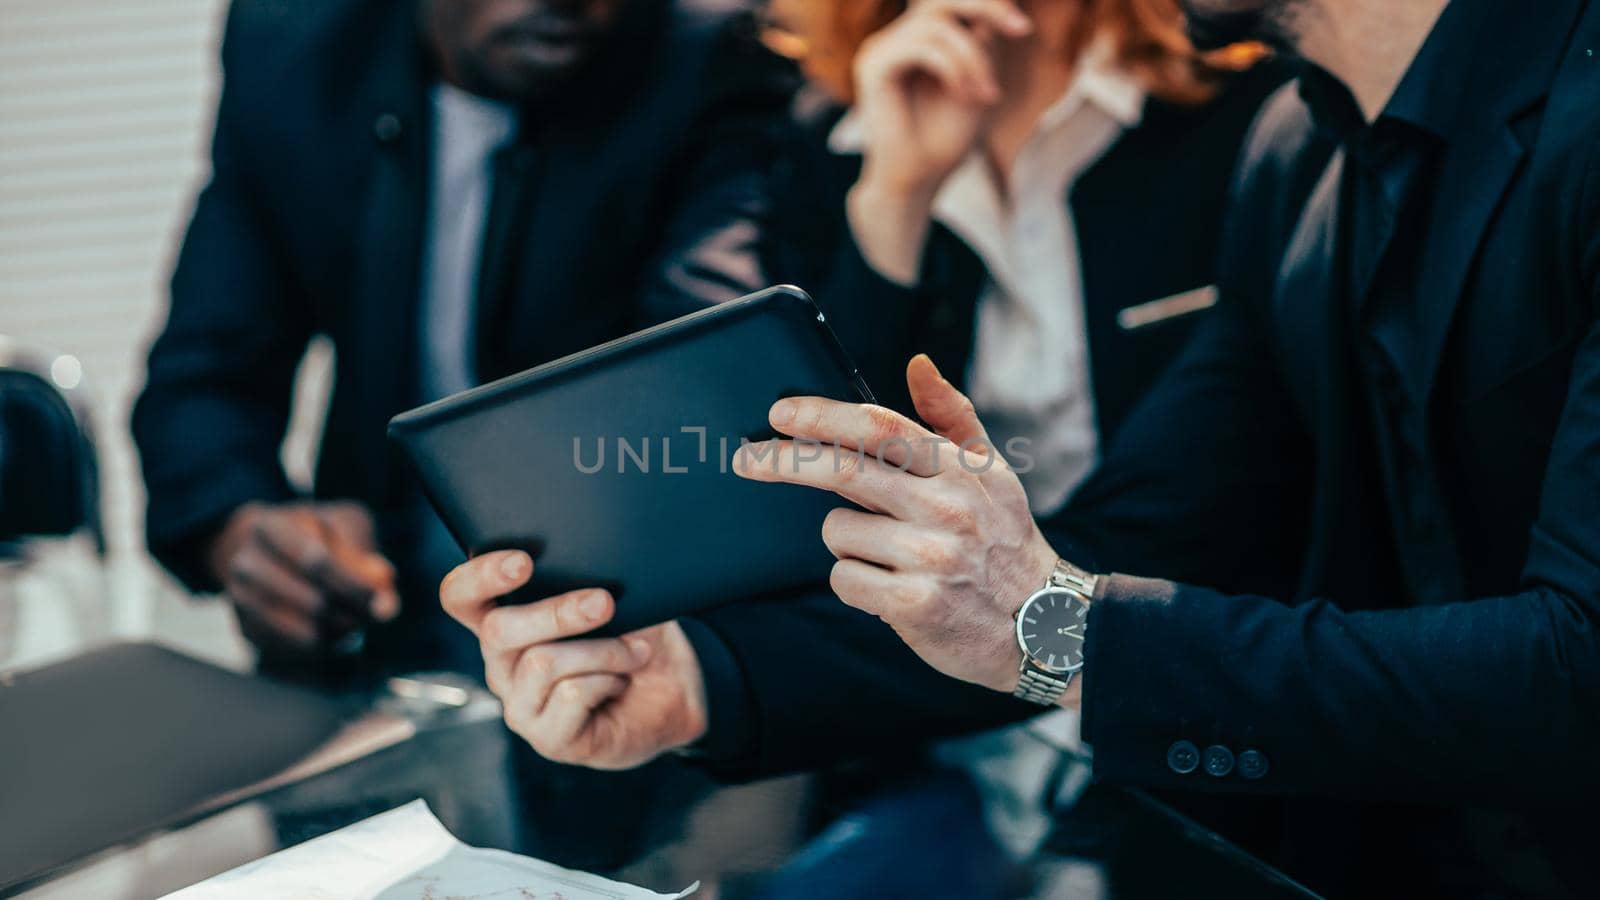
[831,45,1147,859]
[417,82,518,403]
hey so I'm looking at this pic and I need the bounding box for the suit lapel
[1408,125,1522,400]
[1272,148,1370,597]
[346,10,431,500]
[1273,149,1346,417]
[1412,0,1584,402]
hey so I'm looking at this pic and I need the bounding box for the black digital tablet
[388,285,873,637]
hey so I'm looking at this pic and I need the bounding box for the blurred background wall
[1,0,327,667]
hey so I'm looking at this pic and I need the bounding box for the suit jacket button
[1167,740,1200,775]
[373,112,403,143]
[1204,745,1235,777]
[1237,749,1270,780]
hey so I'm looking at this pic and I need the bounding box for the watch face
[1016,589,1088,674]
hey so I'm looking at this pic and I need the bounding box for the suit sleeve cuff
[1080,574,1181,763]
[677,615,756,763]
[144,465,295,593]
[817,235,926,373]
[1081,574,1278,792]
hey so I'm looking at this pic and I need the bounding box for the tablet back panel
[389,286,872,636]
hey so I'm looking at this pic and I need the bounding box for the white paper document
[163,800,698,900]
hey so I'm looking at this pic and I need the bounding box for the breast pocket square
[1116,284,1219,331]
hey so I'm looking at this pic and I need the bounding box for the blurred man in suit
[442,0,1600,892]
[133,0,794,676]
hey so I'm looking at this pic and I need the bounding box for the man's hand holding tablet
[733,354,1063,698]
[441,354,1075,770]
[439,554,709,768]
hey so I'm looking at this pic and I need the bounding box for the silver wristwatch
[1011,559,1097,705]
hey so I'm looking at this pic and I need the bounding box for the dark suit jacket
[133,0,794,597]
[690,2,1600,893]
[763,65,1286,436]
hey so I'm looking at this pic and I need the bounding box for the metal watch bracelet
[1015,666,1073,704]
[1048,558,1098,598]
[1011,559,1097,705]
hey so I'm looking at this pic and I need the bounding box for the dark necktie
[474,137,538,384]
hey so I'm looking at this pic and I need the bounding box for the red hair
[766,0,1265,106]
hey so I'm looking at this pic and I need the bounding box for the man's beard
[1180,1,1303,53]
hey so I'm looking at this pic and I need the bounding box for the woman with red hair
[766,0,1283,511]
[754,1,1287,895]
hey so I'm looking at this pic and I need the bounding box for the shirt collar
[432,82,518,144]
[827,39,1146,155]
[1042,39,1145,131]
[1380,0,1491,141]
[1299,0,1491,146]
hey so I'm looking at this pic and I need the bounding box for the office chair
[0,336,104,558]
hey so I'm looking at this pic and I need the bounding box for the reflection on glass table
[4,644,1319,900]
